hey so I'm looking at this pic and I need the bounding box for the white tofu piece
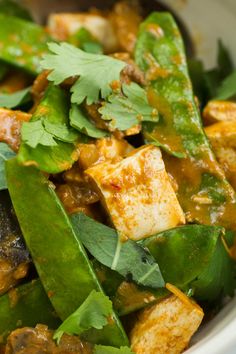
[205,121,236,190]
[47,13,118,52]
[130,289,204,354]
[203,100,236,125]
[85,145,185,241]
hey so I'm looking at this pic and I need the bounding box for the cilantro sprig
[99,82,158,131]
[53,290,113,344]
[41,42,126,105]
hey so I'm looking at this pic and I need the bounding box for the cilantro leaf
[41,42,126,105]
[22,118,78,148]
[99,83,158,131]
[21,119,57,148]
[0,87,31,109]
[70,104,108,138]
[71,213,165,289]
[94,345,134,354]
[216,70,236,100]
[53,290,113,344]
[18,85,80,173]
[0,142,15,190]
[44,120,78,143]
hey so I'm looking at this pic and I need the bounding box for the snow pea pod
[0,14,50,75]
[135,13,236,230]
[141,225,235,300]
[0,280,60,343]
[6,159,128,347]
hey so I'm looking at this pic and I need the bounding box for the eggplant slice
[0,190,30,295]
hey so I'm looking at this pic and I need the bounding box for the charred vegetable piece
[0,280,60,343]
[141,225,235,300]
[135,13,236,229]
[6,159,128,347]
[0,15,51,75]
[18,85,81,173]
[0,190,29,295]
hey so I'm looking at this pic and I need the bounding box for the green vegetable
[0,280,60,343]
[69,27,103,54]
[18,85,81,173]
[93,260,168,316]
[54,290,113,343]
[99,82,158,131]
[217,39,234,80]
[141,224,235,300]
[70,104,108,138]
[135,13,236,228]
[41,42,126,105]
[71,213,165,289]
[0,63,8,81]
[191,232,236,300]
[216,70,236,100]
[0,14,51,75]
[0,0,33,21]
[0,87,31,108]
[94,345,134,354]
[0,142,15,190]
[6,159,128,347]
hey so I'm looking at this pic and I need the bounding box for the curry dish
[0,1,235,353]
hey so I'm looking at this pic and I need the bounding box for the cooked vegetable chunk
[48,13,118,53]
[86,145,185,240]
[203,100,236,125]
[0,190,29,295]
[130,290,204,354]
[5,324,92,354]
[109,0,142,53]
[205,121,236,190]
[0,108,31,151]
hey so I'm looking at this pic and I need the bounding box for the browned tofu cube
[86,145,185,240]
[130,289,204,354]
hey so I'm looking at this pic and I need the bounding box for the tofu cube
[85,145,185,241]
[205,121,236,190]
[48,13,118,52]
[130,291,204,354]
[203,100,236,125]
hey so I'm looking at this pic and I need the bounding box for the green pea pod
[140,225,235,300]
[0,280,60,343]
[0,14,50,75]
[17,85,81,174]
[135,13,236,229]
[6,159,128,347]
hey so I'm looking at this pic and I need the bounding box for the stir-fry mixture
[0,0,236,353]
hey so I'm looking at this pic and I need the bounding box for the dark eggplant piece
[0,190,30,295]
